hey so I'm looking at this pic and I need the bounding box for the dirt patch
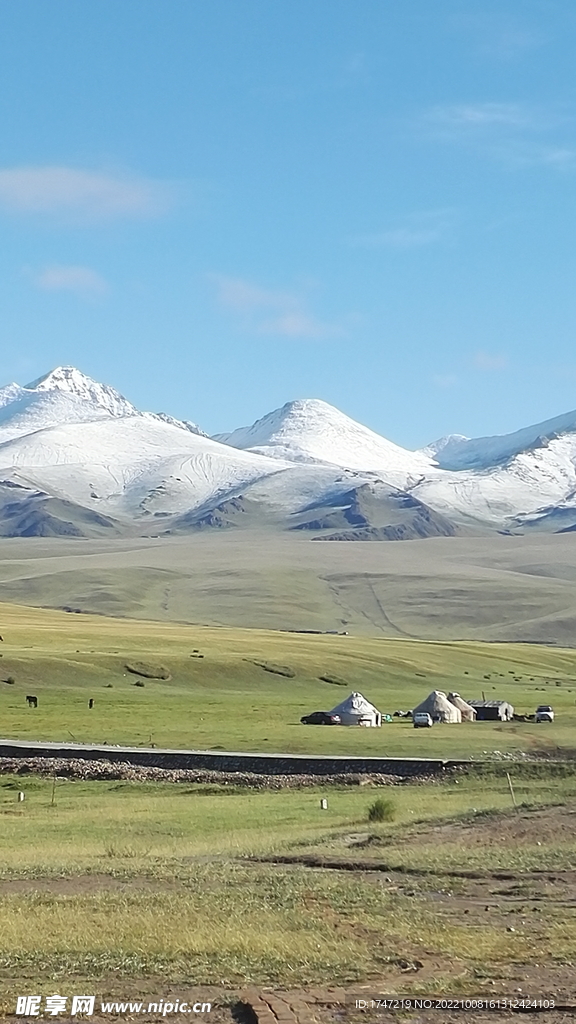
[0,874,191,896]
[402,804,576,850]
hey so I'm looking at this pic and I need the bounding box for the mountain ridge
[1,365,576,538]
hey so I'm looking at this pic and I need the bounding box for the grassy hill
[0,601,575,759]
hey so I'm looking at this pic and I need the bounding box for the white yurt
[412,690,462,723]
[329,691,382,727]
[447,692,477,722]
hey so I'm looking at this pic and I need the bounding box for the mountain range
[0,365,575,540]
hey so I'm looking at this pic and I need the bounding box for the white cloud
[428,102,541,132]
[424,102,576,171]
[211,274,340,339]
[0,166,170,221]
[474,351,508,371]
[258,312,334,338]
[353,209,456,249]
[212,275,295,314]
[35,264,109,297]
[432,373,458,388]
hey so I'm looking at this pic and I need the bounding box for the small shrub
[134,680,145,688]
[5,676,15,685]
[253,661,295,678]
[125,662,171,680]
[367,797,395,823]
[319,674,347,686]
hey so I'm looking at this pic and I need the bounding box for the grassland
[0,766,575,1004]
[1,601,576,758]
[1,601,576,1012]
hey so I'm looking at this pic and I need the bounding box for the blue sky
[2,0,576,447]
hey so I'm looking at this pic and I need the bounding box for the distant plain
[1,531,576,644]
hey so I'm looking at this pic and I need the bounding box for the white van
[413,712,433,728]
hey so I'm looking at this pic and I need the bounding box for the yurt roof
[448,692,476,712]
[412,690,461,720]
[329,691,380,716]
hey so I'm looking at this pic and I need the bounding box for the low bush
[367,797,395,823]
[253,661,295,678]
[125,662,171,680]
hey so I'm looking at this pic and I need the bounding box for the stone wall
[0,739,466,777]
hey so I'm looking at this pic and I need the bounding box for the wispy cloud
[432,373,458,389]
[211,274,341,339]
[0,166,171,222]
[424,102,576,171]
[353,209,456,249]
[449,10,549,61]
[34,264,109,297]
[212,276,294,314]
[427,102,556,133]
[474,351,508,371]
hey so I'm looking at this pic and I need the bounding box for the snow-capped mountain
[422,408,576,471]
[413,408,576,526]
[24,366,138,417]
[0,367,206,443]
[1,365,576,538]
[215,398,433,489]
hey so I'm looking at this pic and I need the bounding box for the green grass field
[0,601,575,758]
[0,766,575,999]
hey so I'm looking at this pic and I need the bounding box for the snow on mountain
[415,434,576,526]
[412,409,576,526]
[0,389,120,444]
[424,408,576,470]
[25,366,138,418]
[0,366,289,520]
[215,398,433,489]
[2,365,576,535]
[148,411,207,437]
[418,434,469,459]
[0,416,292,518]
[0,366,208,445]
[0,383,27,410]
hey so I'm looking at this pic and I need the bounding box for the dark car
[300,711,341,725]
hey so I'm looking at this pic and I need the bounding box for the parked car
[413,712,433,728]
[300,711,341,725]
[535,705,554,723]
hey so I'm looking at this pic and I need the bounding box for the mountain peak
[24,366,138,418]
[215,397,432,484]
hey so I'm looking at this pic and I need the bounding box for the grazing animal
[88,698,94,709]
[26,695,38,708]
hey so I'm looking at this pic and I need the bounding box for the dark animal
[26,695,38,708]
[88,698,94,709]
